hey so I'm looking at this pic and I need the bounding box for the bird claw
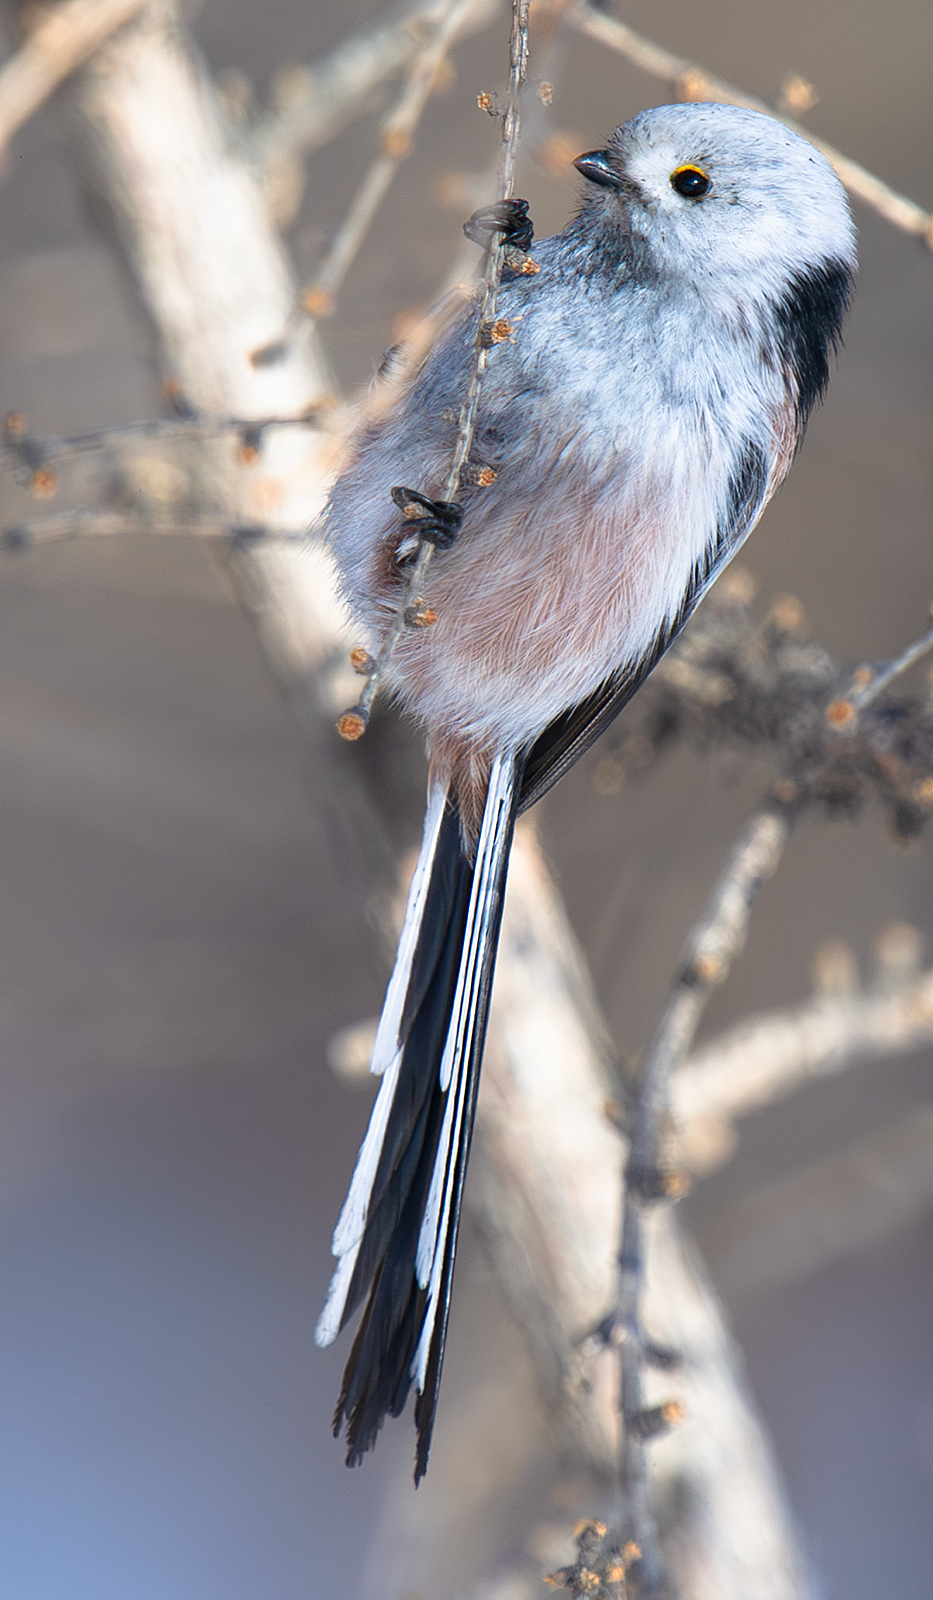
[463,198,534,255]
[390,486,463,562]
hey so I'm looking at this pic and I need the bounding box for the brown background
[0,0,930,1595]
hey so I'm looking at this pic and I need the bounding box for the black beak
[573,149,621,189]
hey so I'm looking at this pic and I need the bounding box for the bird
[315,100,856,1481]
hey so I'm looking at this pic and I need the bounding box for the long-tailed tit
[316,101,856,1480]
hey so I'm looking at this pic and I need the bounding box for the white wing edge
[370,781,447,1077]
[413,753,516,1379]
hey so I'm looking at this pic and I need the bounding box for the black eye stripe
[671,165,712,199]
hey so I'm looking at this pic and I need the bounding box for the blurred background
[0,0,930,1596]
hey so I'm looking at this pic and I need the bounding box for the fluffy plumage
[317,102,856,1478]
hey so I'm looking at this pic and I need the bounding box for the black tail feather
[327,755,520,1478]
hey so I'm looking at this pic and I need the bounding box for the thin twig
[302,0,484,321]
[345,0,531,731]
[0,510,311,549]
[0,0,145,158]
[850,620,933,710]
[0,408,332,475]
[570,2,933,246]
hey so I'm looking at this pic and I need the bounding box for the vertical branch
[345,0,531,729]
[616,805,793,1592]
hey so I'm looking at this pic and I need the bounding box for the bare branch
[343,0,532,732]
[0,406,332,473]
[611,805,793,1591]
[468,823,812,1600]
[849,620,933,711]
[301,0,489,321]
[673,965,933,1166]
[0,510,313,549]
[0,0,144,157]
[570,2,933,245]
[247,0,500,174]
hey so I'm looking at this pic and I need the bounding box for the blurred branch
[673,932,933,1172]
[0,510,314,548]
[301,0,488,321]
[469,823,813,1600]
[0,0,144,157]
[600,585,933,847]
[611,805,793,1593]
[570,2,933,246]
[46,0,402,885]
[847,620,933,710]
[247,0,500,176]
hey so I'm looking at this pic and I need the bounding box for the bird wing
[519,435,774,812]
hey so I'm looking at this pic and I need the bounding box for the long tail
[315,749,520,1480]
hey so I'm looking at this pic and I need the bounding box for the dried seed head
[678,67,711,100]
[631,1400,685,1438]
[768,593,804,635]
[349,647,375,675]
[718,564,757,604]
[462,463,497,487]
[503,248,541,274]
[405,601,437,628]
[537,80,553,105]
[825,698,855,727]
[336,709,369,741]
[481,318,514,347]
[477,91,498,115]
[576,1570,600,1593]
[572,1521,607,1540]
[778,74,820,115]
[692,952,724,985]
[30,468,56,498]
[622,1543,641,1564]
[772,778,799,804]
[628,1163,689,1201]
[381,127,413,159]
[303,287,334,320]
[853,665,875,689]
[237,443,260,465]
[4,412,25,441]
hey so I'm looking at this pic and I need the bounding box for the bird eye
[671,165,712,199]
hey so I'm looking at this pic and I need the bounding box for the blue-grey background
[0,0,930,1595]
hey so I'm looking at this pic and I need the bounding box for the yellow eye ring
[671,165,712,199]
